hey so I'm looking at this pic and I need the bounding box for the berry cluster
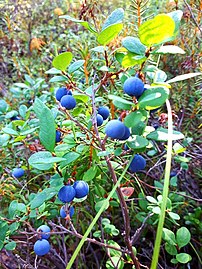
[58,180,89,219]
[96,106,110,126]
[55,86,76,110]
[34,225,51,256]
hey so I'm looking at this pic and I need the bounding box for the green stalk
[150,99,173,269]
[66,154,134,269]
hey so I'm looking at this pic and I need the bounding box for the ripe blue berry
[123,77,144,98]
[58,185,76,203]
[98,106,110,120]
[105,120,126,139]
[55,87,67,101]
[37,225,51,240]
[60,95,76,110]
[56,130,62,142]
[170,171,177,177]
[12,168,24,178]
[129,154,146,173]
[73,181,89,199]
[153,123,159,130]
[119,126,130,140]
[60,206,74,219]
[96,114,103,126]
[34,239,50,256]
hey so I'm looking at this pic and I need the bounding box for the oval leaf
[102,8,124,30]
[139,14,175,46]
[122,36,146,55]
[28,151,54,170]
[176,227,191,248]
[52,52,73,71]
[97,23,123,45]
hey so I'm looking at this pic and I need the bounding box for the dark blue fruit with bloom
[73,181,89,198]
[96,114,103,126]
[119,126,130,140]
[37,225,51,240]
[60,206,74,219]
[34,239,50,256]
[60,95,76,110]
[58,185,76,203]
[123,77,144,98]
[170,171,177,177]
[153,123,159,130]
[12,168,24,178]
[98,106,110,120]
[105,120,126,139]
[56,130,62,142]
[55,87,67,101]
[129,154,146,173]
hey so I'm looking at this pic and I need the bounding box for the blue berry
[55,87,67,101]
[129,154,146,173]
[96,114,103,126]
[67,90,72,95]
[153,123,159,130]
[11,116,20,121]
[37,225,51,240]
[12,168,24,178]
[34,239,50,256]
[170,171,177,177]
[60,95,76,110]
[98,106,110,120]
[123,77,144,98]
[60,206,74,219]
[58,185,76,203]
[105,120,126,139]
[119,125,130,140]
[56,130,62,142]
[73,181,89,199]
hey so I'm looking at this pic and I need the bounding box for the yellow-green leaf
[97,23,123,45]
[52,52,73,71]
[139,14,175,46]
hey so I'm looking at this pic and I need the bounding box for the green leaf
[168,10,183,37]
[139,14,175,46]
[102,8,124,30]
[166,72,202,83]
[74,93,89,103]
[95,199,109,212]
[162,228,176,245]
[49,75,68,83]
[127,135,148,151]
[153,70,167,83]
[0,100,8,112]
[0,134,10,146]
[59,15,97,34]
[113,100,131,110]
[52,52,73,71]
[28,151,54,170]
[33,98,55,152]
[5,241,16,251]
[165,243,177,255]
[17,203,26,213]
[14,82,30,89]
[68,60,85,73]
[108,95,134,106]
[168,212,180,220]
[0,221,8,250]
[124,111,145,128]
[107,240,122,257]
[122,36,146,55]
[176,253,192,264]
[106,256,124,269]
[97,23,123,45]
[8,200,18,219]
[19,105,27,118]
[45,68,62,74]
[138,87,169,110]
[2,127,19,136]
[155,45,185,54]
[83,166,97,181]
[30,192,47,209]
[176,227,191,248]
[147,127,184,141]
[146,196,158,204]
[59,152,80,169]
[131,121,146,136]
[121,52,146,68]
